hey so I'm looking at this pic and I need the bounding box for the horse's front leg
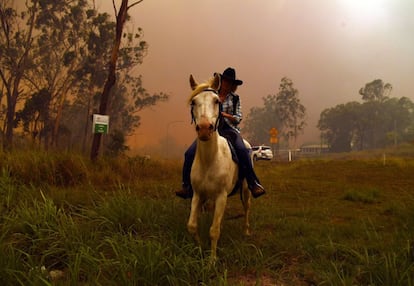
[187,194,201,245]
[242,182,252,236]
[210,193,227,262]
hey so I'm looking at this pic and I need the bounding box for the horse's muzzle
[196,121,214,141]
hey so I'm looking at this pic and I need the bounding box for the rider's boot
[176,144,195,199]
[239,154,266,198]
[176,183,193,199]
[244,168,266,198]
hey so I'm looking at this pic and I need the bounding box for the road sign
[269,127,278,136]
[92,114,109,134]
[269,127,278,144]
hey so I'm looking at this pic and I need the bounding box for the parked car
[251,145,273,161]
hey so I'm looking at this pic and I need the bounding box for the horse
[186,73,252,262]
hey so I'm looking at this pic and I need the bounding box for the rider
[176,67,266,199]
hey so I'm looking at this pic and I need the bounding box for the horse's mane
[187,77,216,105]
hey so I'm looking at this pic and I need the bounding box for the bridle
[190,88,221,132]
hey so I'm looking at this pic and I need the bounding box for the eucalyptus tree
[244,95,282,146]
[357,79,393,148]
[61,9,143,152]
[15,89,52,143]
[276,77,306,148]
[76,1,168,156]
[1,0,167,153]
[318,102,361,152]
[380,97,414,146]
[0,0,38,150]
[1,0,92,150]
[91,0,169,160]
[49,3,167,154]
[23,0,92,149]
[359,79,392,102]
[243,77,306,148]
[318,79,414,151]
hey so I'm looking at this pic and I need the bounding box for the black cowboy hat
[217,67,243,86]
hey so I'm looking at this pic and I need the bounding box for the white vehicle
[251,145,273,161]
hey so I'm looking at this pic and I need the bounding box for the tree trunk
[82,83,93,154]
[4,77,19,151]
[4,95,16,151]
[90,0,129,161]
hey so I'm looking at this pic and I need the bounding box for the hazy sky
[96,0,414,154]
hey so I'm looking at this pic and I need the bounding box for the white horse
[186,73,251,262]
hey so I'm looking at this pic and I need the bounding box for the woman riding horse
[176,67,265,199]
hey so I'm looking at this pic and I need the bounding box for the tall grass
[0,147,414,284]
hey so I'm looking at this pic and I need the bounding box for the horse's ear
[189,74,198,90]
[211,73,220,90]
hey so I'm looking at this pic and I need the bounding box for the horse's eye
[215,98,219,104]
[191,100,195,106]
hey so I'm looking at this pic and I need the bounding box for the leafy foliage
[318,79,414,152]
[244,97,282,145]
[244,77,306,148]
[15,89,52,140]
[276,77,306,146]
[0,0,168,152]
[0,0,39,150]
[359,79,392,102]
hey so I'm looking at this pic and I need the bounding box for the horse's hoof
[208,255,217,267]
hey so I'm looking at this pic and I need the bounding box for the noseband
[190,88,221,131]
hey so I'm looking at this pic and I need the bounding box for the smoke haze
[96,0,414,157]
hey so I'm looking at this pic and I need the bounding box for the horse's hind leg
[241,183,251,236]
[210,193,227,262]
[187,195,201,244]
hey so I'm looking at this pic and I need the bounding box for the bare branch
[128,0,144,10]
[112,0,118,15]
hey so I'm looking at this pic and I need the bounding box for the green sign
[94,124,108,134]
[92,114,109,134]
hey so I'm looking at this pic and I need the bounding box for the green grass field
[1,146,414,285]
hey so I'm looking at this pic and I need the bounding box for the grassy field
[0,146,414,285]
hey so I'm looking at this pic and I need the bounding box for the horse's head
[189,74,221,141]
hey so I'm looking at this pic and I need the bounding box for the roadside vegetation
[1,145,414,285]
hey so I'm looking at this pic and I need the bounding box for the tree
[24,0,91,149]
[318,102,361,152]
[106,73,168,135]
[359,79,392,102]
[27,0,152,150]
[244,77,306,148]
[276,77,306,148]
[0,0,38,151]
[1,0,90,150]
[15,88,52,143]
[318,79,414,151]
[65,9,159,153]
[1,0,168,153]
[105,129,129,157]
[358,79,393,148]
[378,97,414,146]
[90,0,143,161]
[243,95,282,145]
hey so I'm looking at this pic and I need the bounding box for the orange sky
[96,0,414,157]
